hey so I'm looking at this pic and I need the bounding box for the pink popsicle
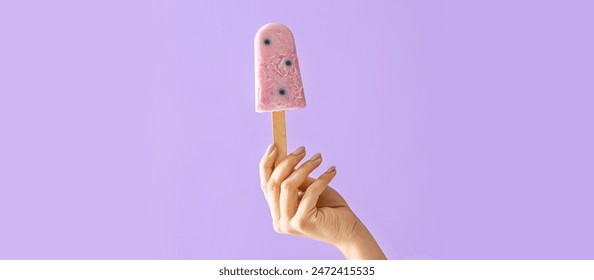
[255,23,306,112]
[254,23,306,164]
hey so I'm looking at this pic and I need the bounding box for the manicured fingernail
[292,146,305,155]
[327,166,336,173]
[311,153,321,161]
[266,144,276,156]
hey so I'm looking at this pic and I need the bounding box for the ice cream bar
[254,23,306,165]
[255,23,306,112]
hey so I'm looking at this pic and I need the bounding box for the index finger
[259,144,277,192]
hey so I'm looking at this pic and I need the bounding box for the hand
[259,144,387,260]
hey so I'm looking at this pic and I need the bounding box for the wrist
[336,219,387,260]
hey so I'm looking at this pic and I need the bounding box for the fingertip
[265,144,277,157]
[291,146,306,156]
[260,144,277,170]
[310,153,321,161]
[320,166,337,181]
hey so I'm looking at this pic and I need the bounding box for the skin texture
[259,144,387,260]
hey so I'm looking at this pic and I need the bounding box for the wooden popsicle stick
[272,110,287,166]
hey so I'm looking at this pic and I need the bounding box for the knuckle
[279,155,298,167]
[272,222,282,234]
[280,180,294,191]
[290,217,308,232]
[268,179,280,191]
[279,219,291,234]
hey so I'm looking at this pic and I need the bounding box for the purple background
[1,0,593,259]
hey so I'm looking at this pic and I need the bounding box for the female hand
[259,144,386,260]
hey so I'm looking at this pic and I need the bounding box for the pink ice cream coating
[255,23,306,112]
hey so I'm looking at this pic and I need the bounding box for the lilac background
[1,0,593,259]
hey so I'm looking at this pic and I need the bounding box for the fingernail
[266,144,276,156]
[327,166,336,173]
[311,153,321,161]
[292,146,305,155]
